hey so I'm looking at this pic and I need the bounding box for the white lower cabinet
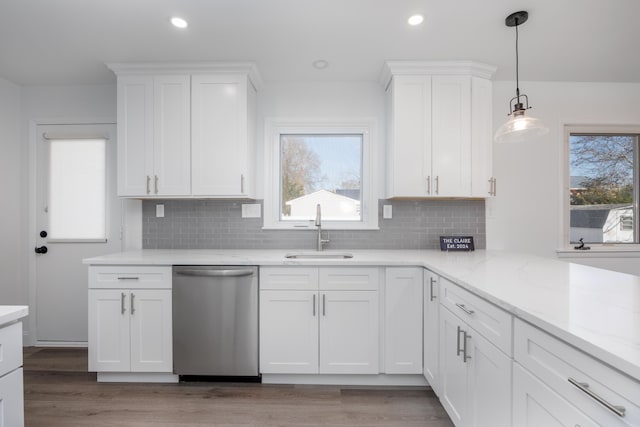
[259,267,379,375]
[423,269,440,394]
[88,266,173,377]
[513,363,599,427]
[439,301,512,427]
[0,321,24,427]
[89,289,173,372]
[513,319,639,426]
[384,268,423,374]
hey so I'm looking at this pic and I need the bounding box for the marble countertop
[0,305,29,327]
[84,249,640,382]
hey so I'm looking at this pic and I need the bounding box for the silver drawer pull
[455,303,475,315]
[429,277,437,301]
[568,377,626,417]
[117,277,140,280]
[121,292,126,315]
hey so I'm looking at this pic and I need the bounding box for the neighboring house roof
[570,204,632,228]
[570,176,589,190]
[285,189,360,205]
[335,188,360,201]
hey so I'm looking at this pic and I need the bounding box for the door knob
[35,246,48,254]
[40,230,48,238]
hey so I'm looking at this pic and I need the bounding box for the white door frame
[27,117,120,347]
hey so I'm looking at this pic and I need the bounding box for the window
[568,130,638,244]
[48,138,107,241]
[264,120,378,230]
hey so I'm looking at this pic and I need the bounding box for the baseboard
[33,341,88,348]
[262,374,429,386]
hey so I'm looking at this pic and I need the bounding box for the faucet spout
[315,204,329,251]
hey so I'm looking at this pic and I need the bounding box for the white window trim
[263,118,379,230]
[561,124,640,252]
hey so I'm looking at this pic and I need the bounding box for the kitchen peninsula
[84,249,640,426]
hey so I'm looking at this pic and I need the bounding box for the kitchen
[1,1,640,426]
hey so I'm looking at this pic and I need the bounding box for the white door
[384,267,423,374]
[129,289,173,372]
[259,290,319,374]
[319,290,378,374]
[88,289,130,372]
[424,270,440,394]
[36,123,121,343]
[439,307,468,426]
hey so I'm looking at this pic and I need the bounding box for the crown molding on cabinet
[106,62,263,91]
[379,61,497,88]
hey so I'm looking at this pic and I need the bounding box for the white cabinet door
[319,290,378,374]
[117,75,153,196]
[88,289,131,372]
[385,75,432,198]
[513,363,599,427]
[191,74,255,196]
[470,76,494,197]
[439,306,468,426]
[0,368,24,427]
[259,290,319,374]
[466,324,512,427]
[431,75,471,197]
[424,270,440,394]
[129,289,173,372]
[384,267,423,374]
[152,75,191,196]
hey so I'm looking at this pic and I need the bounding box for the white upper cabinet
[116,74,191,196]
[110,63,260,198]
[381,61,496,199]
[192,74,257,197]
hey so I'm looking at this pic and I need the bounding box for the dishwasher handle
[175,268,256,278]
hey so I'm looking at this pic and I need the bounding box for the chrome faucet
[315,204,330,251]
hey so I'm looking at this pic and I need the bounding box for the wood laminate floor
[24,347,454,427]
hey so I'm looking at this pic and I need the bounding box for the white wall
[21,84,116,343]
[488,81,640,275]
[0,77,25,305]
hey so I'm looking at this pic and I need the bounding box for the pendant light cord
[515,17,520,100]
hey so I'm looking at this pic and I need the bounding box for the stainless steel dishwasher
[172,266,259,379]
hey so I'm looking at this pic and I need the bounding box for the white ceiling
[1,0,639,86]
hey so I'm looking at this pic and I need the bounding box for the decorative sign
[440,236,475,252]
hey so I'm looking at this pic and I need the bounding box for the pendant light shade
[495,11,548,143]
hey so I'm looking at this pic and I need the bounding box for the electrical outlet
[156,204,165,218]
[383,205,392,219]
[242,204,261,218]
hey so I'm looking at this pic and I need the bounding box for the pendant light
[494,11,548,143]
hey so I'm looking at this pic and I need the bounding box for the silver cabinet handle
[121,292,126,315]
[426,176,431,195]
[241,174,245,193]
[146,175,151,195]
[130,292,135,315]
[313,294,316,316]
[429,277,437,301]
[435,176,439,195]
[117,277,140,281]
[455,303,475,316]
[568,378,626,417]
[176,269,255,278]
[456,325,463,357]
[488,177,497,196]
[154,175,159,194]
[322,294,326,316]
[462,330,471,362]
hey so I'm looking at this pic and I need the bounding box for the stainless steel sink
[285,252,354,259]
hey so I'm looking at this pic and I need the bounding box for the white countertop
[84,249,640,382]
[0,305,29,327]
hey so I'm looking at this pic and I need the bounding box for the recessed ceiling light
[408,14,424,26]
[171,17,188,29]
[312,59,329,70]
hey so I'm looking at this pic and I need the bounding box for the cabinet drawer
[260,267,318,290]
[440,277,512,356]
[515,319,640,426]
[0,322,22,377]
[89,266,172,289]
[319,268,379,291]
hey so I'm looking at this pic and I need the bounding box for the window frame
[263,118,379,230]
[563,124,640,248]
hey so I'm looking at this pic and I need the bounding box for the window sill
[262,224,381,231]
[556,245,640,258]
